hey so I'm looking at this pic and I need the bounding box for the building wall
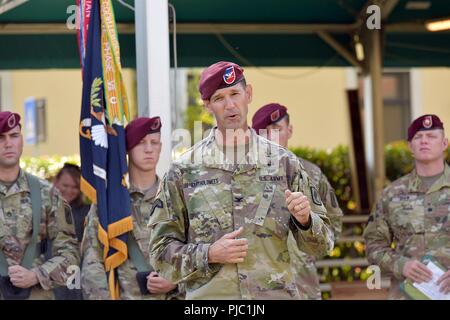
[8,69,136,157]
[418,68,450,125]
[4,67,450,157]
[245,67,351,150]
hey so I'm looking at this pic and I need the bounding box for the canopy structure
[0,0,449,69]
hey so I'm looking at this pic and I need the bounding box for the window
[382,72,411,143]
[358,71,411,144]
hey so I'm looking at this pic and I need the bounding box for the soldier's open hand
[208,227,248,264]
[437,270,450,294]
[285,190,311,226]
[8,265,39,288]
[146,271,177,294]
[402,260,433,283]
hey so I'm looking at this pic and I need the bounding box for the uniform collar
[199,127,268,174]
[129,175,160,201]
[408,162,450,193]
[0,169,29,196]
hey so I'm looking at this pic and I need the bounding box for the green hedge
[290,141,450,214]
[20,155,80,181]
[385,140,450,181]
[290,145,355,213]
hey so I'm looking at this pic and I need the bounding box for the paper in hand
[412,261,450,300]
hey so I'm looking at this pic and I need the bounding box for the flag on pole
[78,0,132,300]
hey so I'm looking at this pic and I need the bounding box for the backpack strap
[127,233,152,273]
[22,173,42,269]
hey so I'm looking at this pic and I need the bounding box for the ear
[203,100,212,114]
[203,100,213,114]
[408,140,414,154]
[245,84,253,104]
[443,137,448,150]
[287,123,293,140]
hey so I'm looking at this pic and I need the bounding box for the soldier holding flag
[81,117,181,299]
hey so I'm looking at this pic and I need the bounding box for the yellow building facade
[1,67,449,157]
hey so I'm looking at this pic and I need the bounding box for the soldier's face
[129,133,162,173]
[204,83,252,132]
[265,117,293,148]
[408,129,448,163]
[0,126,23,169]
[55,173,80,204]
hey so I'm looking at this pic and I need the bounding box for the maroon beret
[0,111,21,134]
[252,103,288,133]
[407,114,444,141]
[125,116,161,151]
[199,61,245,100]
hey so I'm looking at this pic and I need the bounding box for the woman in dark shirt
[53,163,89,300]
[54,163,90,242]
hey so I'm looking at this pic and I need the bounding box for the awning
[1,0,450,69]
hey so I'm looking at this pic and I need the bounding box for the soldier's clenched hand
[402,260,433,283]
[285,190,311,226]
[208,227,248,264]
[8,265,39,288]
[146,271,177,294]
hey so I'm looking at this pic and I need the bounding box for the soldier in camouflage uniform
[364,114,450,299]
[252,103,343,299]
[0,111,80,300]
[81,117,181,300]
[149,61,334,300]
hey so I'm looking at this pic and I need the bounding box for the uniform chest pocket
[184,185,233,233]
[388,200,425,235]
[426,193,450,232]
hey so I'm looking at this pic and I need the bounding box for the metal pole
[135,0,172,176]
[134,0,148,117]
[369,29,385,199]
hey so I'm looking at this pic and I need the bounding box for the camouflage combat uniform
[288,159,343,299]
[81,178,181,300]
[149,128,334,300]
[363,163,450,299]
[0,170,80,300]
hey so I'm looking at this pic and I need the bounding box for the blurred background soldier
[252,103,343,299]
[364,114,450,299]
[81,116,181,300]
